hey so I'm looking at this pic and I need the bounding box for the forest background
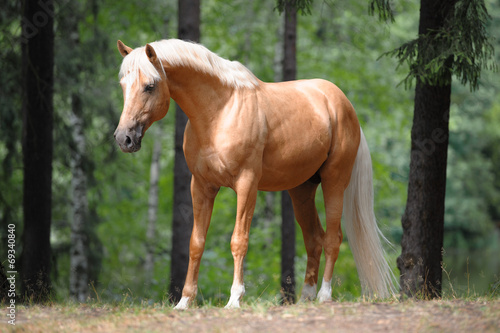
[1,0,499,304]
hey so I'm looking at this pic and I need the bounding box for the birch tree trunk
[69,93,89,302]
[145,126,162,284]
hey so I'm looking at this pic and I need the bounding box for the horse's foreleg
[174,176,218,310]
[288,182,325,301]
[225,172,258,309]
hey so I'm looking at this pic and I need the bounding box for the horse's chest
[185,144,247,187]
[183,108,265,187]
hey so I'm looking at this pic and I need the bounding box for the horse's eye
[144,83,155,93]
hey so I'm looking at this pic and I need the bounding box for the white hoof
[317,278,332,303]
[225,283,245,309]
[224,298,241,309]
[174,297,190,310]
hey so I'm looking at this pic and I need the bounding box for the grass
[4,293,499,333]
[4,266,499,332]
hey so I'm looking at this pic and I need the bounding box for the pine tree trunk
[282,3,297,81]
[69,93,89,302]
[397,0,456,298]
[145,126,162,285]
[280,2,297,305]
[281,192,296,304]
[20,0,54,302]
[169,0,200,303]
[0,262,8,302]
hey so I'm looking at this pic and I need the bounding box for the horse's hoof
[224,298,241,309]
[300,283,317,302]
[174,297,190,310]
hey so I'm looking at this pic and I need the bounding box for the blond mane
[119,39,259,89]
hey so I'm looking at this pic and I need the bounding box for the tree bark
[282,3,297,81]
[280,2,297,305]
[397,0,456,299]
[145,126,162,285]
[169,0,200,303]
[0,262,8,303]
[20,0,54,302]
[69,93,89,302]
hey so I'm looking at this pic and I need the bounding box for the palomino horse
[114,39,396,309]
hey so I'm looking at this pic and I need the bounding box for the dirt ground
[5,299,500,333]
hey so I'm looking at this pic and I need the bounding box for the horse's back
[262,78,358,128]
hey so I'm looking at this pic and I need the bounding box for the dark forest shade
[21,0,55,302]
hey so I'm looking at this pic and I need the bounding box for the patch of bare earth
[4,299,499,333]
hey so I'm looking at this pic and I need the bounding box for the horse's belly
[258,170,320,192]
[258,141,329,191]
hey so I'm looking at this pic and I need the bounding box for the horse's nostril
[125,135,132,147]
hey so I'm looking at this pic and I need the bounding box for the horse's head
[114,40,170,153]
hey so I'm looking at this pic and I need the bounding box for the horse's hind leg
[316,148,357,302]
[316,182,344,302]
[288,181,325,301]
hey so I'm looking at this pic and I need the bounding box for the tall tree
[20,0,55,302]
[145,125,162,285]
[60,2,91,303]
[169,0,200,303]
[0,262,8,303]
[69,92,89,302]
[390,0,496,298]
[0,1,23,304]
[280,1,297,305]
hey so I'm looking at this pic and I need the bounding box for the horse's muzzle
[114,124,144,153]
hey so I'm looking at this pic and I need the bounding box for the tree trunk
[397,0,456,299]
[282,3,297,81]
[145,125,162,285]
[69,93,89,302]
[169,0,200,303]
[281,192,296,304]
[0,3,21,303]
[280,2,297,305]
[20,0,54,302]
[0,262,8,303]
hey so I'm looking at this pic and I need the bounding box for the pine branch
[383,0,497,91]
[368,0,395,23]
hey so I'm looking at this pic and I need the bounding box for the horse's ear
[117,40,133,57]
[145,44,157,63]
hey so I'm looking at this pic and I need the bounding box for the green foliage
[385,0,497,90]
[444,57,500,251]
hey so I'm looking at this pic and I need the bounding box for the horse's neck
[165,65,234,121]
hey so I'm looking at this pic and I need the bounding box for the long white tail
[343,128,398,298]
